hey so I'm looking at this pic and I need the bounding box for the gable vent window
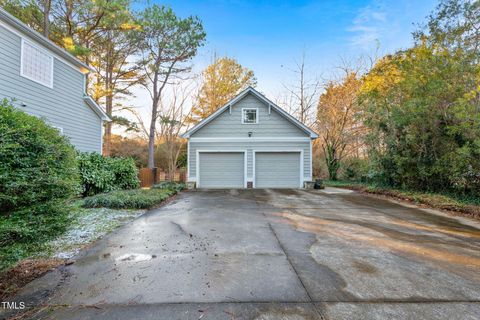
[242,108,258,124]
[21,40,53,88]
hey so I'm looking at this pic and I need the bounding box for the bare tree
[156,80,197,180]
[280,51,321,125]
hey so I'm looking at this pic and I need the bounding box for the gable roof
[0,8,92,73]
[182,87,318,139]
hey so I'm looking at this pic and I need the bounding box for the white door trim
[252,149,304,188]
[196,150,247,188]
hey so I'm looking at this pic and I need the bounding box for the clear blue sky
[151,0,438,95]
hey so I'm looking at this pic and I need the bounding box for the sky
[126,0,438,131]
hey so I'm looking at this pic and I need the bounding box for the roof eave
[84,96,112,122]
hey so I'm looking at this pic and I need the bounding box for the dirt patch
[0,259,64,300]
[352,260,377,274]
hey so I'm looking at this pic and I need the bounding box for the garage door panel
[255,152,300,188]
[199,152,244,188]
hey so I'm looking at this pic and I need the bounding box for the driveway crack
[264,219,326,320]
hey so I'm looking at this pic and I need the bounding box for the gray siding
[255,152,301,188]
[0,24,102,153]
[189,140,311,181]
[192,94,307,138]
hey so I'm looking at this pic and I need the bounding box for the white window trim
[252,149,304,188]
[241,108,259,124]
[195,150,247,188]
[20,38,54,88]
[52,126,63,134]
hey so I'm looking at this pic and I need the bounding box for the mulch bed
[0,259,64,301]
[339,185,480,220]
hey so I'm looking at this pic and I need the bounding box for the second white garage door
[198,152,245,188]
[255,152,301,188]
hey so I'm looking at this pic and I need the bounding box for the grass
[82,188,177,209]
[323,180,480,219]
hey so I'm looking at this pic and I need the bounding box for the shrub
[82,189,176,209]
[77,153,139,197]
[152,181,185,192]
[77,152,115,197]
[0,99,76,270]
[110,157,140,190]
[0,99,79,214]
[342,158,369,182]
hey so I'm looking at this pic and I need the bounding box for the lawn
[323,180,480,219]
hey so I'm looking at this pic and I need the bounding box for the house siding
[0,24,103,153]
[193,94,307,137]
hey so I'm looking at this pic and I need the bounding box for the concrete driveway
[6,188,480,319]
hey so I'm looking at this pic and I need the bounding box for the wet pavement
[3,188,480,319]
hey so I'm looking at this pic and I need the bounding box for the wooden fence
[138,168,187,188]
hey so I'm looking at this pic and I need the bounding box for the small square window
[21,39,53,88]
[242,108,257,124]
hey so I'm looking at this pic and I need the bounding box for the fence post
[152,167,158,185]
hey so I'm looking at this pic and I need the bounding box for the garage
[255,152,301,188]
[198,152,245,188]
[183,88,317,189]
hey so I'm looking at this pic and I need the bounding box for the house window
[21,39,53,88]
[242,108,258,124]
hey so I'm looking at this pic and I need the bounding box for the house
[182,87,318,188]
[0,8,110,153]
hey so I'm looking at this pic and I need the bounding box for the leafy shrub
[82,189,176,209]
[110,157,140,190]
[77,152,115,196]
[77,153,139,197]
[342,158,369,182]
[152,181,185,192]
[0,99,79,214]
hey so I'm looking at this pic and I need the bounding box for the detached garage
[182,87,318,189]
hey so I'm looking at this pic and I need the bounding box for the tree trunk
[324,144,339,180]
[104,95,113,156]
[42,0,51,38]
[103,53,113,156]
[147,99,158,168]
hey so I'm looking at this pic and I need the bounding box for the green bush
[82,189,176,209]
[110,157,140,190]
[77,152,115,196]
[0,204,70,269]
[152,181,185,192]
[77,153,139,197]
[342,158,369,182]
[0,99,79,214]
[0,99,77,269]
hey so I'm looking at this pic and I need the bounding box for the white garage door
[198,152,244,188]
[255,152,301,188]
